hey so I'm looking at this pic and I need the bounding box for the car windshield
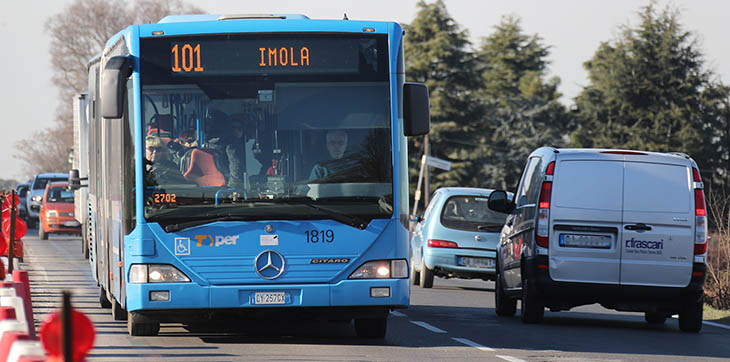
[440,195,509,232]
[33,177,67,190]
[139,33,393,227]
[47,187,74,203]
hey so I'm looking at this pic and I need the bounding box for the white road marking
[411,320,447,333]
[452,337,495,352]
[703,320,730,330]
[390,310,406,317]
[496,355,527,362]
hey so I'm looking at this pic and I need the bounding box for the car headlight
[45,210,58,218]
[349,259,408,279]
[129,264,190,283]
[32,195,43,203]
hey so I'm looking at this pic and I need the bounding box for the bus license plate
[252,292,289,305]
[459,257,494,268]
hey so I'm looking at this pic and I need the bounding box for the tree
[473,16,572,190]
[13,0,202,180]
[404,0,480,197]
[571,3,729,188]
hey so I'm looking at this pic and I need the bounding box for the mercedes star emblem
[254,250,285,280]
[265,224,274,233]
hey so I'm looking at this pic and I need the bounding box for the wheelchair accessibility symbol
[175,237,191,255]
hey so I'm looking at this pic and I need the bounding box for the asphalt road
[21,231,730,361]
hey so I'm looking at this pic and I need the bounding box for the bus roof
[158,14,310,23]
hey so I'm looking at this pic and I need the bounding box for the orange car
[39,181,80,240]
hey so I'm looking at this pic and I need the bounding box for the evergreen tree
[474,16,571,190]
[571,3,729,189]
[404,0,480,194]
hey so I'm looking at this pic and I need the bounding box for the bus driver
[309,130,348,180]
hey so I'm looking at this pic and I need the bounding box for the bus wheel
[99,288,111,309]
[112,298,128,321]
[128,312,160,336]
[39,227,48,240]
[354,317,387,339]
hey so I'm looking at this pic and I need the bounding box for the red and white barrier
[6,340,45,362]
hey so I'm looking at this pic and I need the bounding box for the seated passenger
[145,135,187,185]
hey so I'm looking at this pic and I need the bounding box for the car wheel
[520,278,544,324]
[99,287,112,309]
[411,256,420,286]
[678,300,703,333]
[354,317,387,339]
[495,274,517,316]
[644,312,667,324]
[38,226,48,240]
[419,255,434,288]
[128,312,160,336]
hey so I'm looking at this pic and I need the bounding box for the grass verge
[704,304,730,325]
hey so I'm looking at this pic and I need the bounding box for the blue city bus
[70,13,429,337]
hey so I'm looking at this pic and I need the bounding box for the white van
[487,147,707,332]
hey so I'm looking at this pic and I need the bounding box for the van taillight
[693,167,707,255]
[536,180,552,248]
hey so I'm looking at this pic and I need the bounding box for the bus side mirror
[101,55,133,119]
[403,82,430,136]
[488,190,515,214]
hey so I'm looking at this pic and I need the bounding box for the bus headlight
[32,195,43,203]
[129,264,190,283]
[349,259,408,279]
[46,210,58,218]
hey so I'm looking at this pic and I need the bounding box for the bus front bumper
[125,278,409,319]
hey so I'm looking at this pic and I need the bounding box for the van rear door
[620,159,693,287]
[549,155,624,284]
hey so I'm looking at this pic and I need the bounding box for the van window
[553,160,623,210]
[440,195,508,232]
[623,162,690,213]
[515,157,541,207]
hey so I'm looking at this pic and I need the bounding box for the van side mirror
[403,82,430,136]
[68,169,88,190]
[101,55,133,119]
[488,190,515,214]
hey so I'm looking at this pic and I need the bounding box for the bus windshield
[139,33,393,227]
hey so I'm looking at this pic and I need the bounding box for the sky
[1,0,728,181]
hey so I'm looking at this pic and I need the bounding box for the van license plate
[252,292,289,305]
[559,234,612,249]
[459,257,495,268]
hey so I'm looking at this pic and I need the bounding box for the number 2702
[305,229,334,243]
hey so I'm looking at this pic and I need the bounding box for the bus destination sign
[169,39,361,76]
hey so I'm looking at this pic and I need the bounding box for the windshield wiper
[477,223,505,232]
[264,196,369,230]
[165,215,252,233]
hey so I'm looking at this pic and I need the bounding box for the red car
[39,182,80,240]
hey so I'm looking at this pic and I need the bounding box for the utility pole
[424,134,430,206]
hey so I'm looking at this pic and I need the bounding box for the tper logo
[194,234,240,247]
